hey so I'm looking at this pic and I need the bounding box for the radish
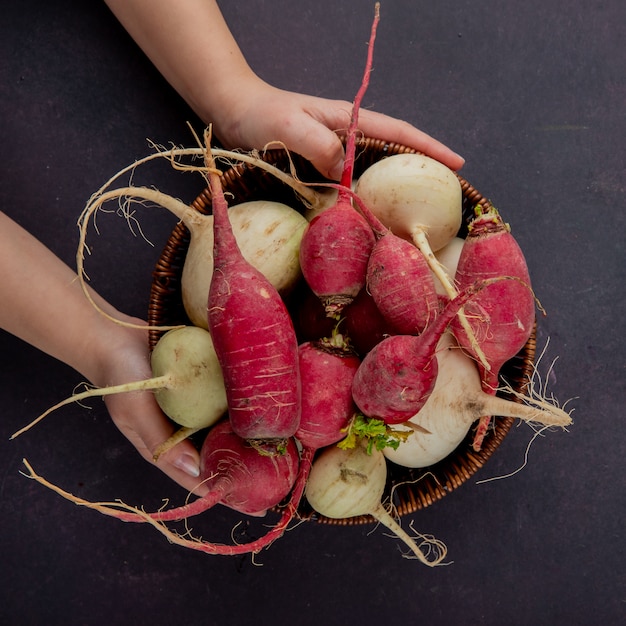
[22,422,308,557]
[11,326,227,444]
[352,280,493,424]
[304,438,447,566]
[383,332,572,468]
[343,287,398,356]
[76,186,306,331]
[296,332,361,450]
[298,4,380,318]
[449,204,536,450]
[204,132,301,442]
[365,231,440,335]
[354,152,462,290]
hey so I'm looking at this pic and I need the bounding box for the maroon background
[1,1,624,624]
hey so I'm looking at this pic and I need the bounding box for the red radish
[151,420,300,519]
[204,133,301,441]
[23,423,309,556]
[298,5,380,318]
[449,204,536,450]
[366,232,440,335]
[343,287,398,356]
[384,332,572,468]
[352,279,499,424]
[296,333,361,450]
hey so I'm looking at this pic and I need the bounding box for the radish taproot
[204,132,302,442]
[22,421,307,557]
[383,332,572,468]
[450,203,536,450]
[11,326,227,444]
[298,4,380,318]
[304,437,447,566]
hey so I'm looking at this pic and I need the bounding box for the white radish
[305,438,447,566]
[77,187,307,330]
[11,327,227,449]
[354,153,488,368]
[383,332,572,468]
[354,152,462,253]
[433,236,464,297]
[181,200,308,328]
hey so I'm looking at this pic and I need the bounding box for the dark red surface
[1,1,624,624]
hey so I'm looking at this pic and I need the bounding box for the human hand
[94,317,210,497]
[211,78,465,181]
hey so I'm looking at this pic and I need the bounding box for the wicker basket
[148,138,536,525]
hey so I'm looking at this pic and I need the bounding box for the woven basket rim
[147,137,536,525]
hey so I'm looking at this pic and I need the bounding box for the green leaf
[337,414,412,454]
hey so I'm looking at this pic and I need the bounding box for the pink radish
[298,5,380,318]
[352,279,498,424]
[23,421,309,556]
[296,333,361,450]
[343,287,398,356]
[205,134,301,442]
[384,332,572,468]
[366,231,440,335]
[449,204,536,450]
[150,420,300,519]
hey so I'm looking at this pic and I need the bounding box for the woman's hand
[210,79,465,180]
[93,317,210,497]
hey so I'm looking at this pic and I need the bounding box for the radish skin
[450,204,536,450]
[305,439,447,566]
[366,231,440,335]
[296,335,361,450]
[384,332,572,468]
[205,133,302,441]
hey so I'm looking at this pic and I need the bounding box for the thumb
[281,118,346,180]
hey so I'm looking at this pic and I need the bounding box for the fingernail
[174,453,200,478]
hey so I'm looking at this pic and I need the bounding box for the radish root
[21,454,312,557]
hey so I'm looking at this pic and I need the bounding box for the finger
[272,112,347,180]
[105,394,210,497]
[356,109,465,170]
